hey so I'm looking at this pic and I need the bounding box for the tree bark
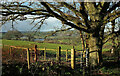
[80,31,85,51]
[88,34,103,66]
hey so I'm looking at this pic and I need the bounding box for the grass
[1,39,82,50]
[1,39,114,52]
[2,39,120,76]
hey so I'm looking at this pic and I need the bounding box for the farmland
[1,39,82,50]
[1,1,120,76]
[2,39,83,76]
[1,39,114,52]
[1,38,120,76]
[1,29,120,76]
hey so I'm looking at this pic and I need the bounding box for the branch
[31,17,48,30]
[1,9,50,16]
[45,2,85,28]
[103,9,120,24]
[1,14,21,22]
[41,2,90,33]
[1,3,50,16]
[33,17,48,34]
[103,30,120,44]
[107,2,120,14]
[84,2,99,22]
[103,35,119,45]
[44,27,72,39]
[1,3,31,9]
[59,2,83,17]
[80,2,90,28]
[100,2,110,15]
[27,16,48,19]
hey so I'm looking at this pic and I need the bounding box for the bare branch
[45,2,85,27]
[34,17,48,32]
[44,27,72,39]
[41,2,90,33]
[103,9,120,24]
[103,30,120,44]
[107,2,120,14]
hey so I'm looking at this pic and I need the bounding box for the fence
[2,44,89,70]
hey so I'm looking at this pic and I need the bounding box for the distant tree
[3,30,23,40]
[26,34,34,41]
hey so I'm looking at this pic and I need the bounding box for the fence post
[27,48,30,70]
[85,48,90,75]
[13,47,15,57]
[86,48,89,67]
[34,45,37,62]
[22,49,24,61]
[66,49,68,62]
[44,47,46,60]
[2,44,4,49]
[80,51,83,68]
[56,46,61,63]
[71,46,75,69]
[9,47,12,56]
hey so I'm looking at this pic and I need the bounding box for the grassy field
[1,39,120,76]
[1,39,82,50]
[1,39,114,52]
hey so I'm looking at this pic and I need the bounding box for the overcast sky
[1,17,63,32]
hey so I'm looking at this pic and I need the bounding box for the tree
[26,34,34,41]
[3,30,23,40]
[1,1,120,66]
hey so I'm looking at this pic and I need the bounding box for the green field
[2,39,120,76]
[1,39,82,50]
[1,39,114,51]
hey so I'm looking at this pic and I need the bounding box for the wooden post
[22,49,24,61]
[34,45,37,62]
[9,47,12,56]
[2,44,4,49]
[71,47,75,69]
[56,46,61,62]
[27,48,30,70]
[86,48,89,67]
[66,49,68,61]
[80,51,83,67]
[31,48,35,62]
[12,47,15,57]
[30,48,33,62]
[44,47,46,60]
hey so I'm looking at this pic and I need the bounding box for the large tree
[1,1,120,66]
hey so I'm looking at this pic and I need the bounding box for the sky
[1,16,119,32]
[1,2,119,32]
[1,17,63,32]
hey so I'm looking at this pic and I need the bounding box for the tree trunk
[80,31,85,51]
[88,34,103,66]
[111,20,115,53]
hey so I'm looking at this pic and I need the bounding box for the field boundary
[3,44,90,70]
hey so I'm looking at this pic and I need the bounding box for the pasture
[1,39,120,76]
[1,39,82,50]
[1,39,113,51]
